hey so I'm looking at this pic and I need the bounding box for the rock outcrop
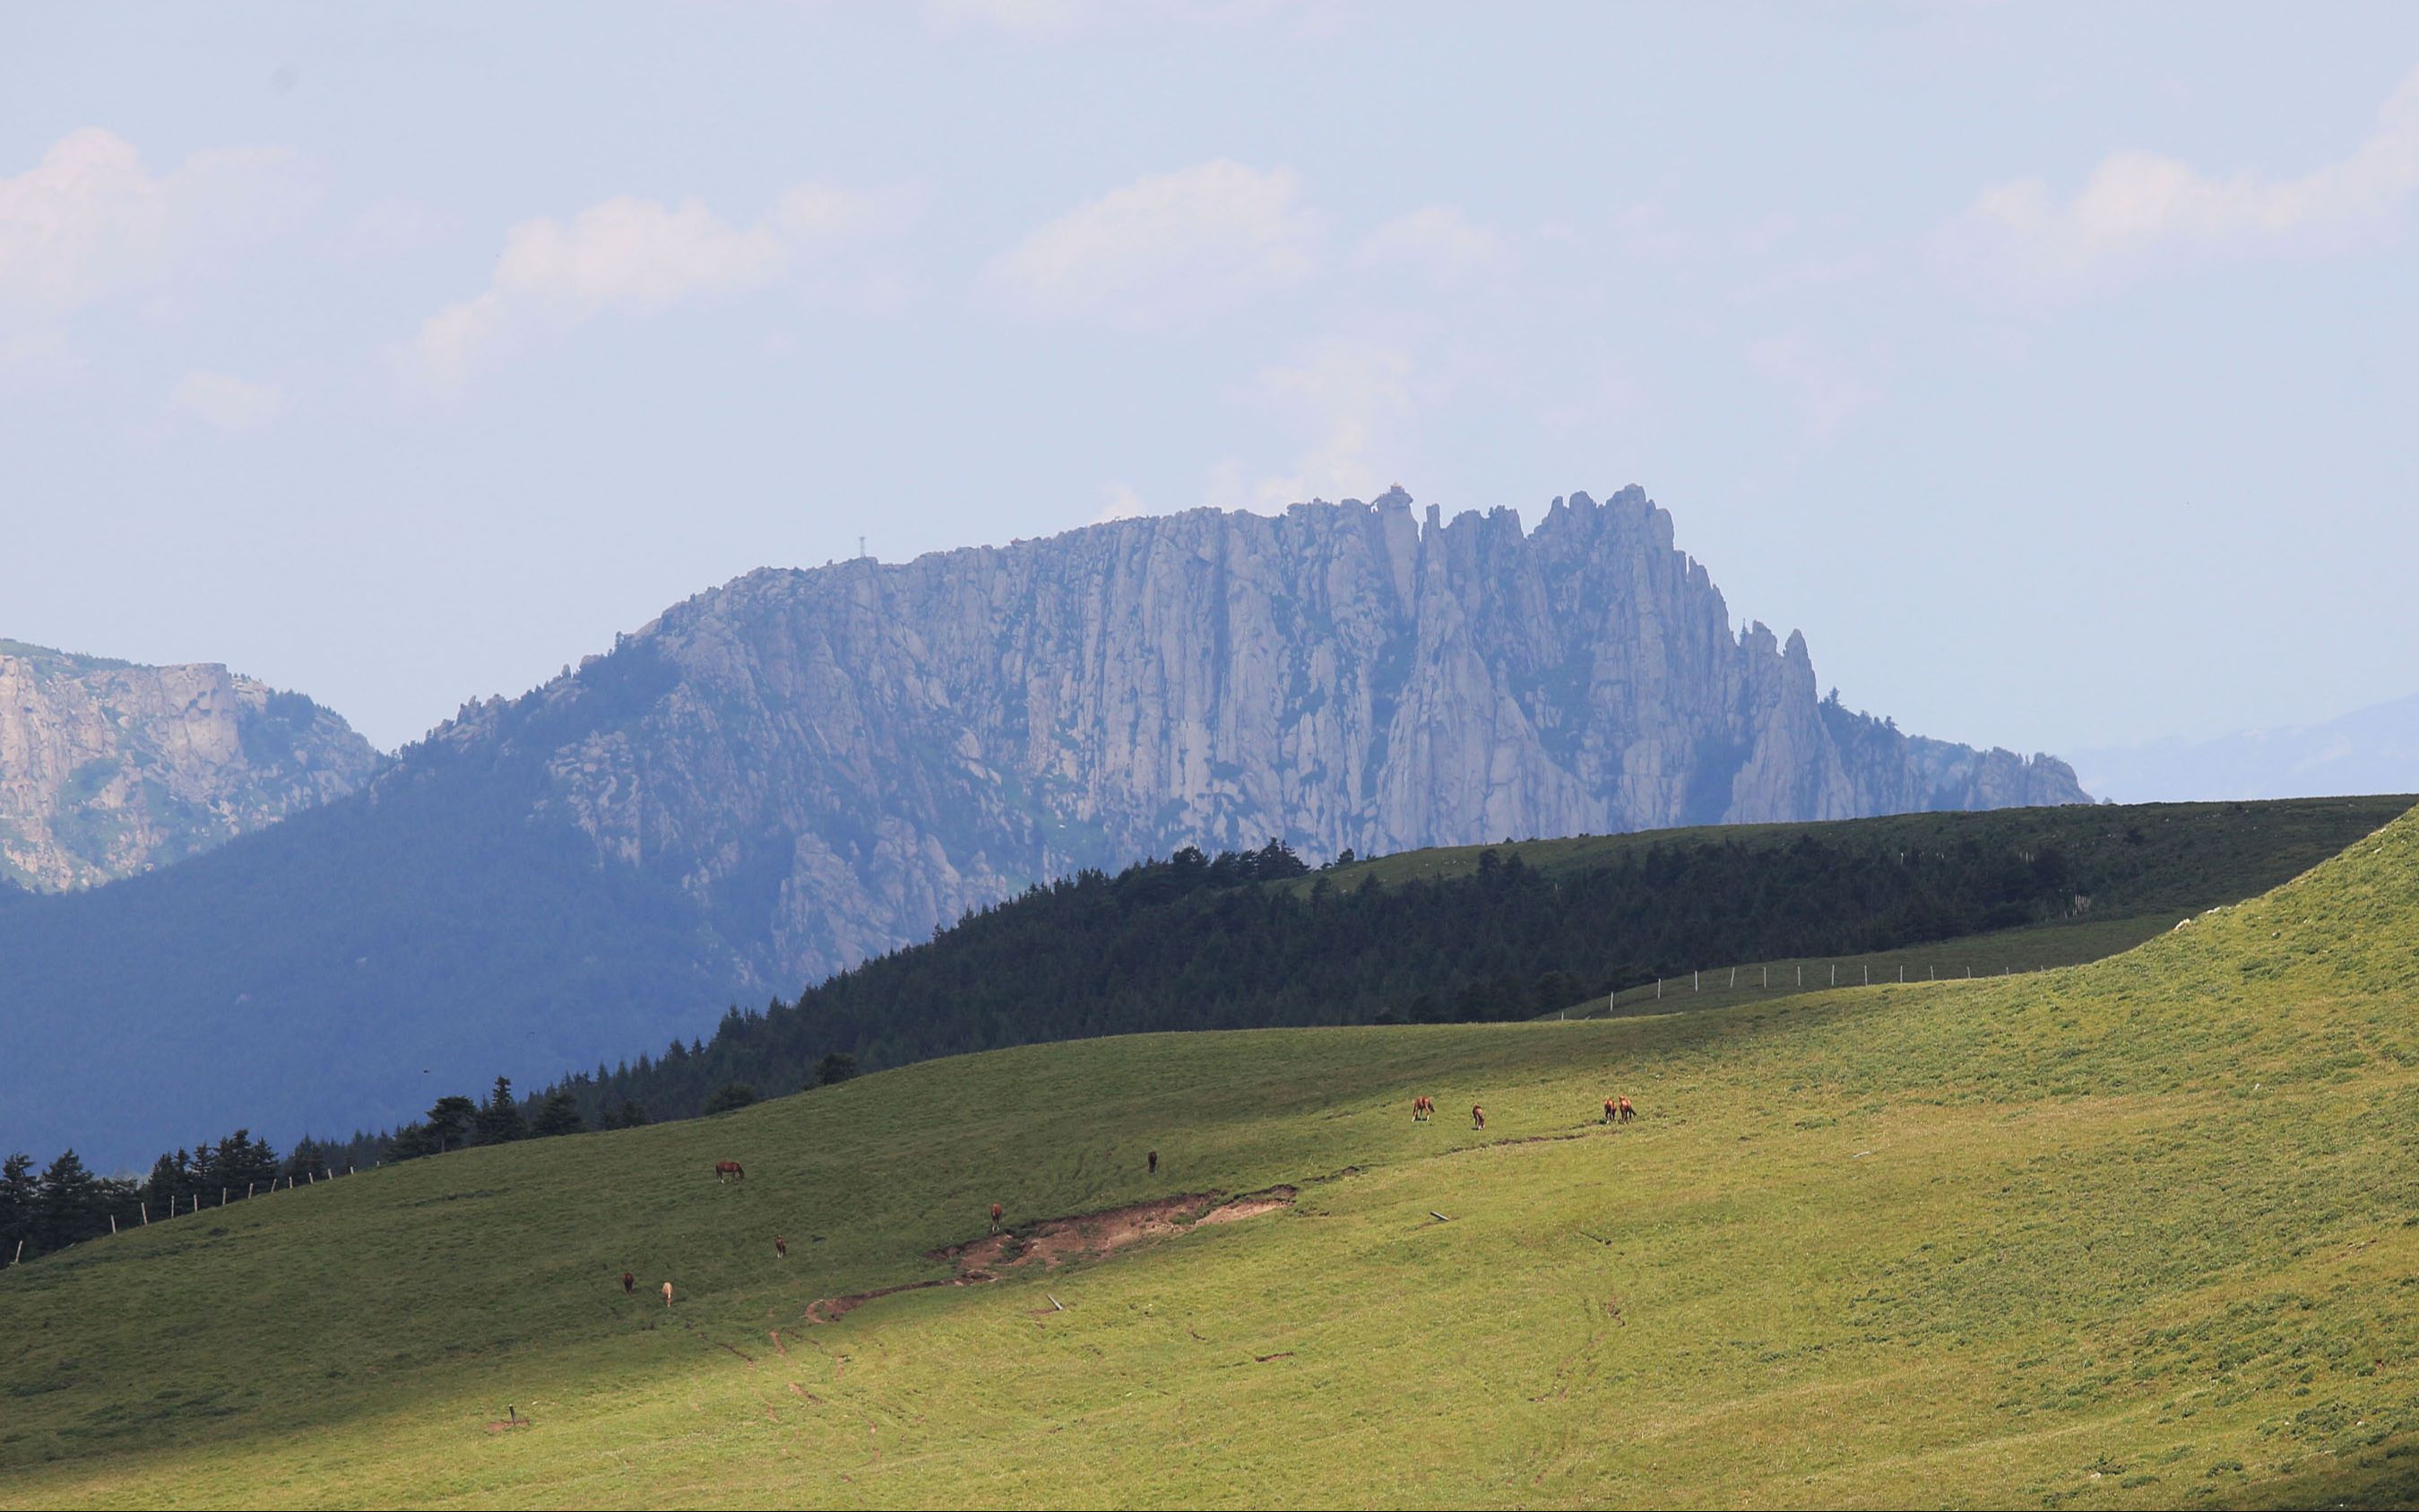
[0,640,383,889]
[425,487,2089,988]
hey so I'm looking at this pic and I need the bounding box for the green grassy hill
[4,806,2417,1508]
[542,795,2410,1128]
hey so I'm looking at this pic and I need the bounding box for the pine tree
[474,1077,525,1144]
[34,1149,101,1250]
[0,1153,35,1257]
[701,1082,757,1115]
[425,1096,477,1153]
[143,1153,182,1213]
[286,1139,329,1180]
[387,1121,441,1161]
[531,1090,585,1138]
[815,1051,860,1087]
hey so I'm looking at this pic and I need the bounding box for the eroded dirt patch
[806,1188,1295,1325]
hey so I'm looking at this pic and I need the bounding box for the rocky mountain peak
[0,639,383,890]
[399,488,2089,990]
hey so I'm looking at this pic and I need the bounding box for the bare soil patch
[806,1188,1295,1325]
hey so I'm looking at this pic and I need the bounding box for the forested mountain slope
[540,795,2406,1126]
[0,489,2095,1167]
[4,796,2415,1508]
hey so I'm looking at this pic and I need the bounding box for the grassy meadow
[4,804,2417,1508]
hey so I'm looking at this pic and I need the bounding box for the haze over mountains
[0,488,2089,1164]
[0,640,381,891]
[2075,689,2419,804]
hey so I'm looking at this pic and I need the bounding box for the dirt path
[806,1187,1297,1325]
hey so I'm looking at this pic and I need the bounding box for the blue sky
[4,2,2415,760]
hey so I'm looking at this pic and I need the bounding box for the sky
[4,2,2416,761]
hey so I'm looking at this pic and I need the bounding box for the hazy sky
[5,3,2415,759]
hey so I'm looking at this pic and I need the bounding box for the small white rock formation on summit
[424,486,2089,988]
[0,639,383,890]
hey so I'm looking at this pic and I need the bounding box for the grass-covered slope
[4,807,2418,1508]
[565,796,2409,1126]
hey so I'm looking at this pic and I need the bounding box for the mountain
[0,487,2090,1164]
[0,639,383,890]
[7,800,2416,1508]
[2074,688,2419,803]
[436,486,2087,986]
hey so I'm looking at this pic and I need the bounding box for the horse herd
[1411,1093,1637,1128]
[625,1091,1641,1305]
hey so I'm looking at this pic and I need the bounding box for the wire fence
[4,1162,375,1268]
[1557,955,2052,1022]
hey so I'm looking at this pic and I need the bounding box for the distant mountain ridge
[0,639,382,889]
[2075,690,2419,803]
[436,486,2088,987]
[0,485,2089,1163]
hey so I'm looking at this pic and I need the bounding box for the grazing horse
[1147,1150,1158,1174]
[1471,1104,1486,1130]
[661,1281,675,1309]
[1616,1097,1636,1124]
[774,1236,788,1259]
[1603,1097,1619,1124]
[621,1271,635,1296]
[989,1202,1005,1234]
[1413,1094,1435,1121]
[714,1160,745,1184]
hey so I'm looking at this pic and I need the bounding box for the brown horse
[661,1281,675,1309]
[1471,1104,1486,1130]
[773,1236,788,1259]
[1413,1094,1434,1121]
[1603,1097,1619,1124]
[621,1271,635,1296]
[1147,1150,1158,1174]
[989,1202,1004,1234]
[1616,1097,1636,1124]
[714,1160,744,1183]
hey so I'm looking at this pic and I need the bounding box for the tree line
[21,800,2378,1258]
[527,829,2085,1124]
[4,1076,594,1263]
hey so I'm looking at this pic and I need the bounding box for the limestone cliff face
[0,641,383,889]
[421,487,2089,988]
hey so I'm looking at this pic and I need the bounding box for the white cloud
[1094,482,1148,523]
[0,127,307,319]
[339,196,448,257]
[1943,63,2419,297]
[1354,205,1508,287]
[985,160,1321,329]
[926,0,1085,31]
[170,369,285,431]
[927,0,1343,34]
[1746,335,1877,443]
[1210,337,1419,510]
[410,184,903,388]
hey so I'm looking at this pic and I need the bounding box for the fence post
[221,1188,228,1207]
[141,1203,148,1225]
[248,1182,255,1199]
[109,1214,117,1235]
